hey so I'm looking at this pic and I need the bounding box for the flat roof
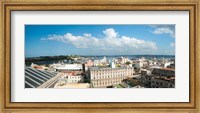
[89,67,134,71]
[161,68,175,71]
[55,64,83,70]
[54,83,90,88]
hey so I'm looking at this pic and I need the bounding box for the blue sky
[25,25,175,57]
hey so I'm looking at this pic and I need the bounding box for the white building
[58,73,84,84]
[134,61,143,68]
[110,61,116,68]
[101,56,107,63]
[54,83,90,88]
[93,60,101,66]
[67,75,84,83]
[52,64,83,71]
[89,67,135,88]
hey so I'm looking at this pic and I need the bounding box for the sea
[25,55,175,66]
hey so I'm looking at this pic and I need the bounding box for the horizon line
[25,54,175,58]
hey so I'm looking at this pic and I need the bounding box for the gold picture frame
[0,0,199,113]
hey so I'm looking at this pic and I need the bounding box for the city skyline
[25,25,175,57]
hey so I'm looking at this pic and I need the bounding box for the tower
[110,60,115,68]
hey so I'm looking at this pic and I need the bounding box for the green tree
[125,61,131,65]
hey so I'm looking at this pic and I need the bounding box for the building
[93,60,101,66]
[117,57,129,64]
[101,56,107,63]
[25,67,58,88]
[133,61,143,69]
[89,67,135,88]
[140,71,152,88]
[52,63,83,72]
[140,68,175,88]
[58,72,84,84]
[110,60,116,68]
[85,60,94,67]
[126,77,141,87]
[151,68,175,77]
[162,62,171,68]
[167,63,175,69]
[31,63,48,70]
[54,83,90,88]
[151,76,175,88]
[83,60,94,72]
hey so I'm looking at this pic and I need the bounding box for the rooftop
[54,64,83,70]
[89,66,133,71]
[25,67,58,88]
[160,68,175,71]
[154,76,175,81]
[54,83,90,88]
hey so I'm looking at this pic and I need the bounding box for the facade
[31,63,47,70]
[140,68,175,88]
[167,63,175,69]
[89,67,135,88]
[151,68,175,77]
[52,64,83,72]
[58,72,84,84]
[162,62,171,68]
[133,61,143,69]
[85,60,94,67]
[67,75,84,83]
[93,60,101,66]
[117,57,129,64]
[54,83,90,88]
[140,73,152,88]
[83,60,94,72]
[151,77,175,88]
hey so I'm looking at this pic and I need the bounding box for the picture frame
[0,0,199,113]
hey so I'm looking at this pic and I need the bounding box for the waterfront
[25,55,175,66]
[25,25,175,88]
[25,55,175,88]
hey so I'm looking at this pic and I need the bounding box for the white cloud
[151,25,175,38]
[41,28,157,54]
[103,28,118,38]
[170,42,175,47]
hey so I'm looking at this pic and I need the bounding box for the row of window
[152,70,175,74]
[151,83,174,88]
[92,80,122,86]
[141,78,174,88]
[91,72,134,76]
[91,69,134,73]
[93,78,125,82]
[68,76,82,79]
[91,71,134,75]
[91,74,129,79]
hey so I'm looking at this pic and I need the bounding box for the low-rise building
[54,83,90,88]
[151,76,175,88]
[31,63,48,70]
[140,68,175,88]
[52,63,83,72]
[58,72,84,84]
[152,68,175,77]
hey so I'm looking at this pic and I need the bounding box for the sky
[25,25,175,57]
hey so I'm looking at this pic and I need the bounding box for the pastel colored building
[89,67,135,88]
